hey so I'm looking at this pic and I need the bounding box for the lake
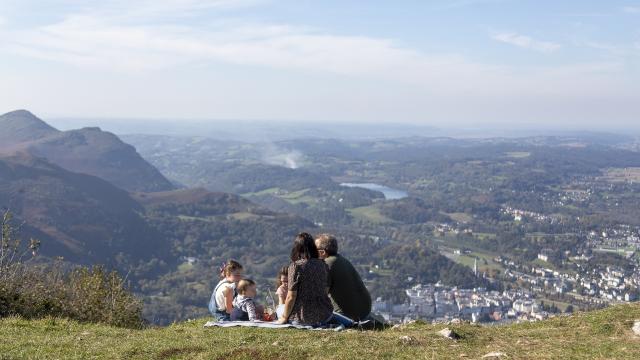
[340,182,408,200]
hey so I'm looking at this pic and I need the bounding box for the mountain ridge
[0,110,175,193]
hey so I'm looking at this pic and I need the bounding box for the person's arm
[276,290,297,324]
[325,261,333,295]
[246,300,259,321]
[224,286,234,313]
[277,286,286,305]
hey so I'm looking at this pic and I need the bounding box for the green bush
[0,211,144,328]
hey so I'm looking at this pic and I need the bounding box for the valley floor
[1,304,640,359]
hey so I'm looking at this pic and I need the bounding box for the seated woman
[276,232,353,327]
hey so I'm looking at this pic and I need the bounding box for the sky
[0,0,639,130]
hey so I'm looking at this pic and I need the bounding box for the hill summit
[0,110,174,192]
[0,109,59,144]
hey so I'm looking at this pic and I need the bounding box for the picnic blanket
[203,320,344,331]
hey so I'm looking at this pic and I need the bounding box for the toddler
[232,279,261,321]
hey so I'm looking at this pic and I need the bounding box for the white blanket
[203,320,343,331]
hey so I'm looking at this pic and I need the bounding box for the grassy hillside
[0,154,167,263]
[2,304,639,359]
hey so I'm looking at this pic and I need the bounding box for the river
[340,182,408,200]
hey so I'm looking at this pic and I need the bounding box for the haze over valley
[2,108,640,325]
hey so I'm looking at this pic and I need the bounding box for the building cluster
[587,225,640,255]
[501,206,559,223]
[373,284,550,324]
[498,256,640,306]
[435,223,473,236]
[574,266,640,303]
[557,188,592,204]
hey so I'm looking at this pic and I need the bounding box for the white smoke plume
[261,144,305,169]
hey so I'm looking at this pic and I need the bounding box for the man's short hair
[315,234,338,256]
[237,279,256,294]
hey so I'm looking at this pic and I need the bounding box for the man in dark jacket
[315,233,372,321]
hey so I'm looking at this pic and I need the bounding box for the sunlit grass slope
[1,303,639,359]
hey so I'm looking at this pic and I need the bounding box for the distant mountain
[57,118,441,142]
[0,153,168,263]
[26,128,176,193]
[0,110,175,193]
[0,109,59,144]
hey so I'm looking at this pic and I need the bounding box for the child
[231,279,261,321]
[208,260,243,321]
[275,266,288,305]
[275,266,288,319]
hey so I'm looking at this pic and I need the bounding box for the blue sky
[0,0,639,129]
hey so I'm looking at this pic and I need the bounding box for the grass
[445,212,473,223]
[177,213,262,222]
[474,232,497,240]
[278,189,316,205]
[229,212,261,220]
[2,304,640,359]
[242,187,281,197]
[347,206,394,224]
[539,297,579,312]
[532,258,557,270]
[442,250,504,274]
[245,188,317,206]
[433,234,497,254]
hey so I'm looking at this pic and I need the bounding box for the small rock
[437,328,460,340]
[399,335,416,345]
[76,331,91,341]
[482,352,506,358]
[391,324,403,330]
[633,320,640,336]
[449,319,462,325]
[271,341,280,346]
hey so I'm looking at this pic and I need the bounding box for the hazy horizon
[1,1,639,129]
[45,115,640,141]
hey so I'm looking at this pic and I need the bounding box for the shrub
[0,210,144,328]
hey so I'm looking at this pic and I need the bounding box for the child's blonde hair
[237,279,256,295]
